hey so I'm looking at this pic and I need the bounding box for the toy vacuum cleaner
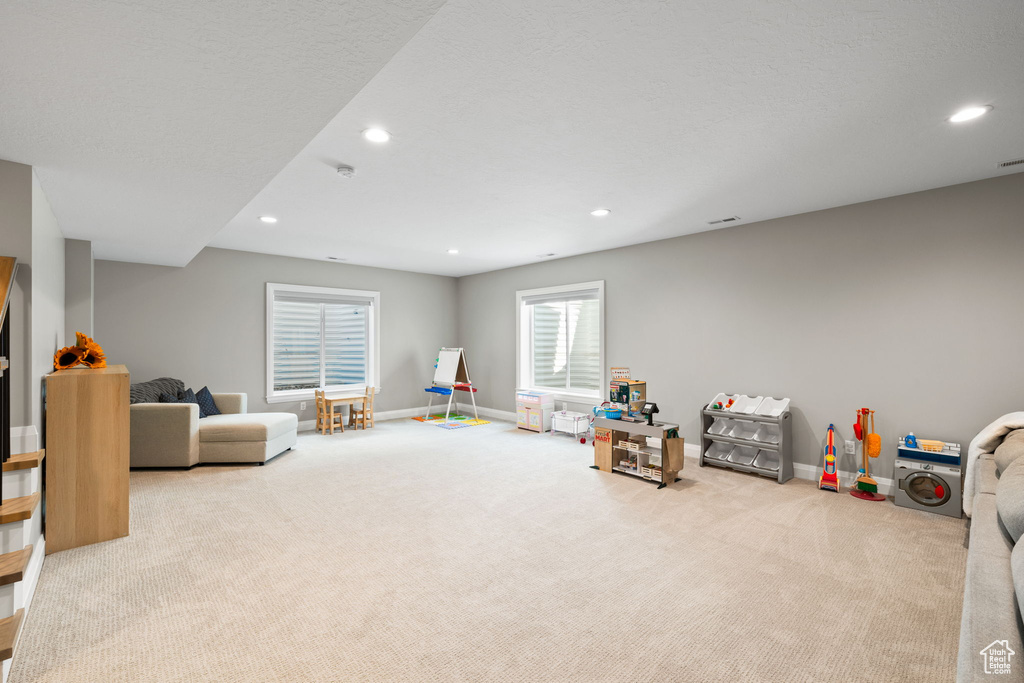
[851,407,885,501]
[818,424,840,492]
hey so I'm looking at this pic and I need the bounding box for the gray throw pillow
[996,455,1024,543]
[996,430,1024,477]
[129,377,185,404]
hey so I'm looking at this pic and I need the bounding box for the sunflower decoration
[54,346,86,370]
[53,332,108,370]
[75,332,107,368]
[80,340,107,368]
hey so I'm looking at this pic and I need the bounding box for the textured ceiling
[212,0,1024,276]
[2,1,1022,274]
[0,0,446,265]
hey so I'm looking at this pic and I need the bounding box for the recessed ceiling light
[362,128,391,143]
[949,105,992,123]
[447,249,459,255]
[259,216,278,224]
[590,208,611,217]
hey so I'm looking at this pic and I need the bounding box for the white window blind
[517,282,604,398]
[267,284,379,401]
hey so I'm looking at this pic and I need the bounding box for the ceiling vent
[707,216,740,225]
[998,158,1024,169]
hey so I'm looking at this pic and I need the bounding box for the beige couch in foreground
[130,393,298,467]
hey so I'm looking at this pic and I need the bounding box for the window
[266,283,379,402]
[517,281,604,400]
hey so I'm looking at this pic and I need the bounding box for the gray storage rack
[699,399,793,484]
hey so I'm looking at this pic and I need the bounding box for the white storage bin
[707,393,736,410]
[755,397,790,417]
[728,395,764,414]
[708,418,734,435]
[728,421,758,441]
[752,450,780,471]
[752,423,781,444]
[728,445,759,466]
[705,442,733,461]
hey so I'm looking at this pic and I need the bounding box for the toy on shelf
[609,377,646,417]
[424,347,478,424]
[851,407,885,501]
[898,435,961,465]
[818,424,840,492]
[592,402,621,420]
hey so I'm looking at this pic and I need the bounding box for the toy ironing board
[424,347,478,422]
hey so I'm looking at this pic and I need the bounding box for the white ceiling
[0,0,446,265]
[4,1,1023,275]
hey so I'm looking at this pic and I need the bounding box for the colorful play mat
[412,413,490,430]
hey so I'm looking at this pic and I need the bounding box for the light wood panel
[0,608,24,661]
[45,365,130,554]
[1,449,44,472]
[0,546,32,587]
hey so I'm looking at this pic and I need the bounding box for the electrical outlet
[845,440,856,455]
[300,402,307,411]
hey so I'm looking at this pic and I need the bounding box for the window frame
[265,282,381,403]
[516,280,605,403]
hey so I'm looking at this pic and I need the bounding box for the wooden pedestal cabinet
[44,365,130,553]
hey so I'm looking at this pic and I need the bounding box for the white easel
[424,347,478,422]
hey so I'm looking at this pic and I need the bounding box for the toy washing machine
[894,457,962,518]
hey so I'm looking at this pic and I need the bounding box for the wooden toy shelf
[699,407,793,484]
[591,417,684,490]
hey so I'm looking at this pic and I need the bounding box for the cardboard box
[609,380,646,414]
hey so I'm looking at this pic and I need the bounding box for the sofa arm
[130,403,200,468]
[212,393,246,415]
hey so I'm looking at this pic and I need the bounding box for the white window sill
[520,388,601,405]
[267,386,379,404]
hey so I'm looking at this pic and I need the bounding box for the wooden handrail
[0,257,15,331]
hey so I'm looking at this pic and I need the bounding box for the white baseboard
[456,404,516,422]
[296,406,438,433]
[793,462,894,495]
[687,443,893,494]
[377,407,434,421]
[9,427,38,455]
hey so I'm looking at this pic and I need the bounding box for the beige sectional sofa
[130,392,298,467]
[959,427,1024,681]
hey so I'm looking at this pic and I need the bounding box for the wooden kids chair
[315,389,344,434]
[349,388,375,430]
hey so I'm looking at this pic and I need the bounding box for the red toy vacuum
[818,424,840,492]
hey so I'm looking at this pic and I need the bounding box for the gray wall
[30,172,65,430]
[94,247,458,422]
[0,160,66,434]
[0,160,33,427]
[65,239,94,337]
[457,173,1024,478]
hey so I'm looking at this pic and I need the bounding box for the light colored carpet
[12,420,966,682]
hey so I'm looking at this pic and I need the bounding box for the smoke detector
[336,165,356,178]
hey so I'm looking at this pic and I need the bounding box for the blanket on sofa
[964,411,1024,517]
